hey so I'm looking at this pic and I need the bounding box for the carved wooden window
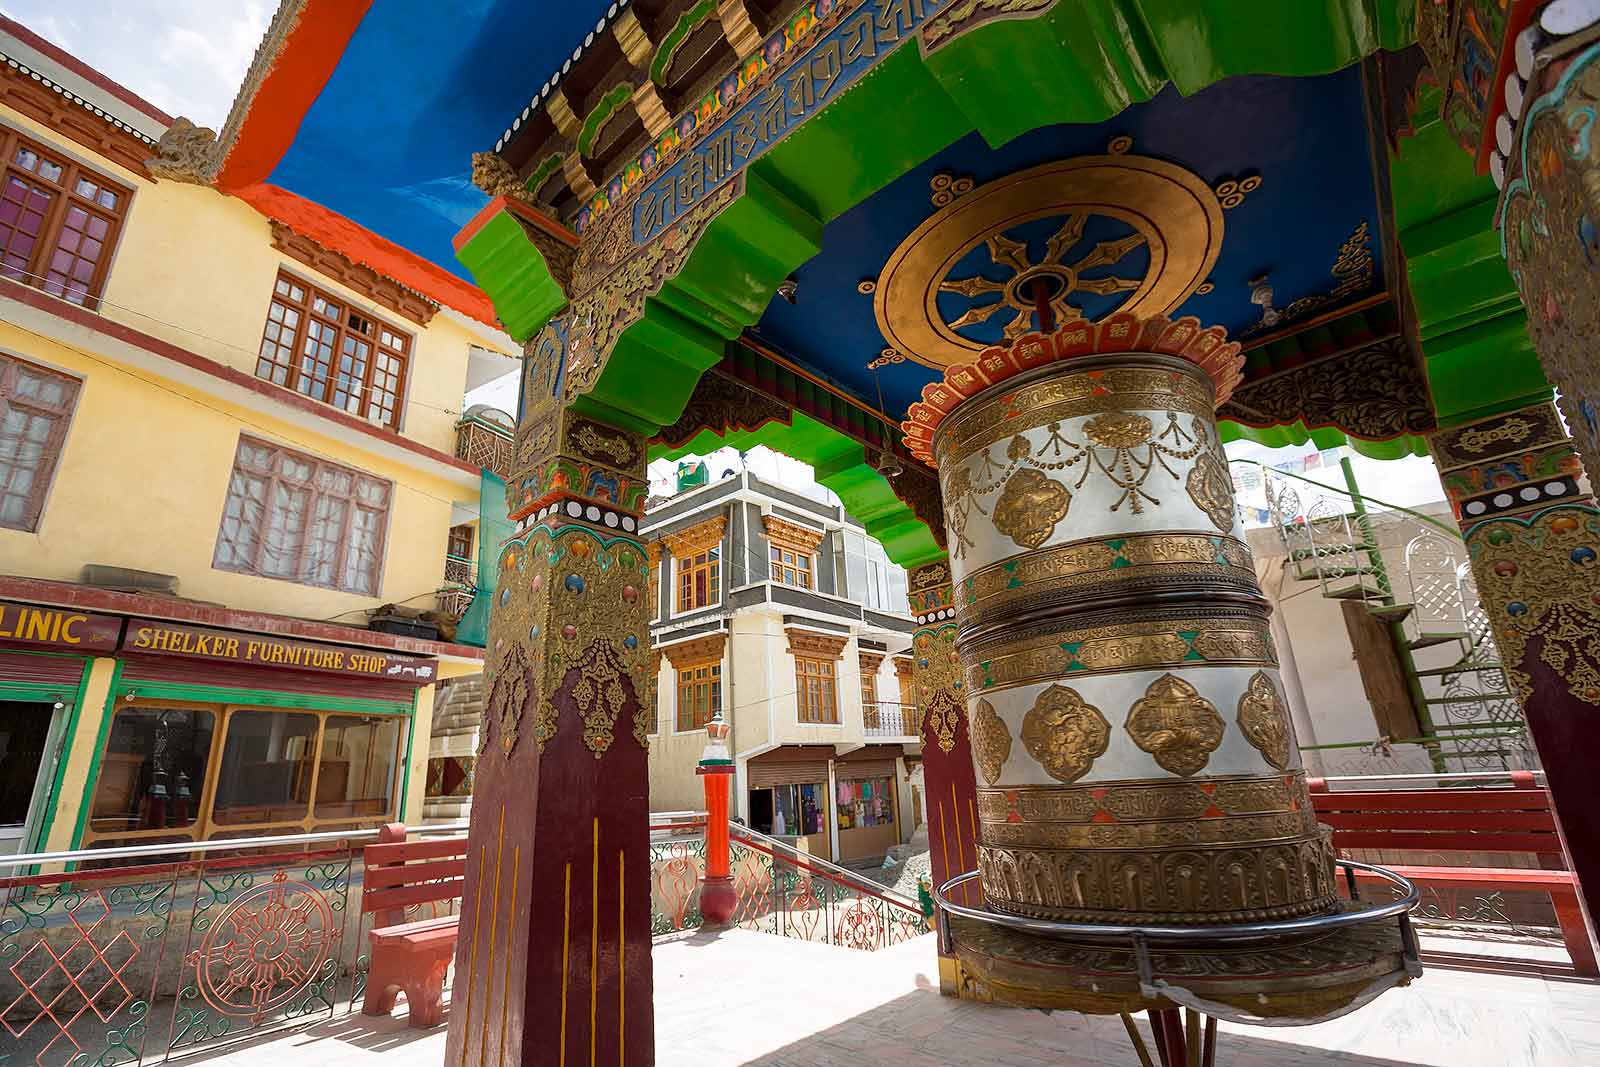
[796,657,838,725]
[675,546,721,612]
[0,352,80,532]
[214,436,392,595]
[447,523,474,559]
[859,652,884,730]
[676,663,721,732]
[764,515,824,589]
[0,124,130,307]
[769,544,813,588]
[256,271,411,429]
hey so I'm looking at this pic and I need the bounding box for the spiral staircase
[1236,458,1535,776]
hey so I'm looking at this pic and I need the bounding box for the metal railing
[2,814,929,1066]
[863,700,922,739]
[0,823,466,1067]
[648,816,928,949]
[453,413,513,480]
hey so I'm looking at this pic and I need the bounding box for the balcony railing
[864,701,922,739]
[2,816,927,1065]
[437,552,475,620]
[453,407,514,480]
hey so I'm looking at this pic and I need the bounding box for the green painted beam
[651,412,946,568]
[1389,84,1549,427]
[455,210,569,342]
[1219,419,1428,460]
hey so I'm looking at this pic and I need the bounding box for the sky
[0,1,268,127]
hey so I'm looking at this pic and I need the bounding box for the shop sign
[0,600,121,652]
[124,620,438,683]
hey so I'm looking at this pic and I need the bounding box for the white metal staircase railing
[1238,458,1535,775]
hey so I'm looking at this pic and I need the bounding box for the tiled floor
[218,930,1600,1067]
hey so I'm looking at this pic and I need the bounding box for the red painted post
[697,711,736,924]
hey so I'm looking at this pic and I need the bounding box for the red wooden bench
[360,823,467,1026]
[1308,775,1597,977]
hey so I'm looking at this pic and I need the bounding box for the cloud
[3,1,269,127]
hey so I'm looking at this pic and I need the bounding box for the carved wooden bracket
[661,632,728,670]
[269,221,439,326]
[661,514,726,559]
[786,628,848,660]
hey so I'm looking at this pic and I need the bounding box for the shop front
[746,746,832,862]
[76,619,438,855]
[834,747,902,864]
[0,600,120,856]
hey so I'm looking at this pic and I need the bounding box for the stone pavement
[215,929,1600,1067]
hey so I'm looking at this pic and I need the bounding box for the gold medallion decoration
[875,155,1224,371]
[1019,685,1110,783]
[991,468,1072,549]
[1185,435,1235,532]
[924,688,963,754]
[1236,670,1292,770]
[1125,673,1225,776]
[971,698,1013,785]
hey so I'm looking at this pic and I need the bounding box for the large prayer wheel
[921,321,1338,926]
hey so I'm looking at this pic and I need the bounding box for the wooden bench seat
[1309,777,1596,977]
[360,823,468,1027]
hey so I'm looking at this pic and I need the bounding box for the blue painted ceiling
[753,66,1391,420]
[268,0,613,280]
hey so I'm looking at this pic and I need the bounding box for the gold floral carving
[935,360,1215,470]
[1236,670,1292,770]
[482,523,653,757]
[661,514,727,559]
[976,831,1337,924]
[976,772,1307,824]
[1468,505,1600,706]
[991,469,1072,550]
[763,514,826,556]
[1083,412,1153,448]
[960,533,1255,613]
[979,808,1321,850]
[564,178,743,403]
[1019,685,1110,783]
[967,615,1275,692]
[1185,442,1235,532]
[914,623,964,753]
[970,699,1012,784]
[1125,673,1225,776]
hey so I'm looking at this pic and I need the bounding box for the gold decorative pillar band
[928,346,1334,924]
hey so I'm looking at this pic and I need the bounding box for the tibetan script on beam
[631,0,947,244]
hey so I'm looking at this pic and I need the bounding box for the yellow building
[0,21,514,858]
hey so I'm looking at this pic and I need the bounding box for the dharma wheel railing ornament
[904,314,1421,1065]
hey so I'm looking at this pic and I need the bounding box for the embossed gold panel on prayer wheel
[905,312,1416,1024]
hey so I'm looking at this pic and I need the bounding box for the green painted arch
[462,0,1429,558]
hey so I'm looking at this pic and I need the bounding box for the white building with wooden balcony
[641,468,922,867]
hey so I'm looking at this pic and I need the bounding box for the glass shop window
[749,782,827,837]
[836,776,895,831]
[313,715,404,820]
[88,706,216,836]
[211,710,320,825]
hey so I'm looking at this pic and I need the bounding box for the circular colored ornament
[570,538,591,558]
[1486,527,1515,545]
[1493,560,1518,577]
[565,573,586,593]
[563,624,578,639]
[1572,547,1596,564]
[1553,515,1582,534]
[530,625,540,640]
[622,584,639,602]
[530,573,543,591]
[624,634,638,649]
[499,587,511,606]
[1507,602,1529,616]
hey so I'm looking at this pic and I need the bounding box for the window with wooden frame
[675,663,721,732]
[446,523,474,559]
[796,656,838,724]
[860,652,883,731]
[0,352,81,532]
[0,124,130,307]
[256,271,411,429]
[789,629,846,725]
[664,516,725,615]
[214,436,393,595]
[763,514,824,590]
[82,700,406,852]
